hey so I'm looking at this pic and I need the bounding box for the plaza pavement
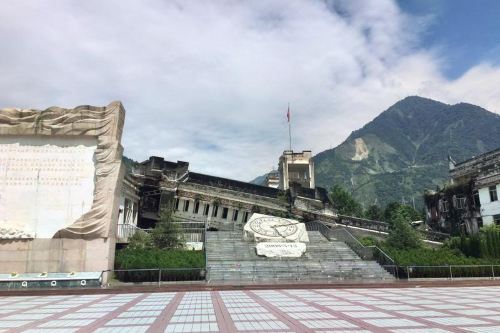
[1,286,500,332]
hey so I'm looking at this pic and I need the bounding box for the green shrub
[359,236,377,246]
[386,206,422,249]
[381,245,500,278]
[114,248,205,282]
[445,225,500,259]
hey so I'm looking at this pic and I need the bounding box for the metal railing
[336,214,450,242]
[106,268,206,286]
[337,215,390,232]
[116,223,149,239]
[306,221,398,277]
[403,265,500,280]
[117,222,205,243]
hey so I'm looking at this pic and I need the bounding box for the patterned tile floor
[1,286,500,332]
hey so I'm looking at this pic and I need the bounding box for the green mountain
[250,174,267,185]
[314,96,500,208]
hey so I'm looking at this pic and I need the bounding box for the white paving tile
[464,327,500,333]
[424,317,489,326]
[94,326,150,333]
[364,318,425,328]
[301,319,358,329]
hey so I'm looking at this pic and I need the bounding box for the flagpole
[288,103,292,151]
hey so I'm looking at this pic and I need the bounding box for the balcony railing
[116,223,149,240]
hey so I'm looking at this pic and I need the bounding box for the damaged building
[425,147,500,234]
[125,154,335,245]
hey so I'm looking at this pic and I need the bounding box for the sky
[0,0,499,181]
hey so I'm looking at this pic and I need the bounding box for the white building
[278,150,315,190]
[476,178,500,226]
[450,148,500,227]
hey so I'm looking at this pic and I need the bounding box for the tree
[364,205,383,221]
[329,184,363,217]
[383,202,421,223]
[127,229,153,250]
[150,197,185,249]
[386,206,422,249]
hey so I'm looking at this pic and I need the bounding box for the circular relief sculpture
[249,216,298,238]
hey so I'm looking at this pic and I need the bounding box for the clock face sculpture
[249,216,298,238]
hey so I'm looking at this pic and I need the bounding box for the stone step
[206,230,394,282]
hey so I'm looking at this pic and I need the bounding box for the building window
[494,214,500,226]
[194,201,200,214]
[222,207,229,219]
[175,198,180,210]
[441,200,449,212]
[455,195,466,210]
[243,211,249,223]
[232,209,239,222]
[473,190,481,207]
[183,200,190,212]
[203,204,210,216]
[212,205,218,217]
[490,186,498,202]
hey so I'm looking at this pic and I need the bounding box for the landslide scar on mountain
[352,138,369,161]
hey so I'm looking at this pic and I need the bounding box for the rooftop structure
[265,169,280,188]
[278,150,315,190]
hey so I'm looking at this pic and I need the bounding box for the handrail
[306,220,396,277]
[101,264,500,285]
[334,226,396,265]
[336,214,450,241]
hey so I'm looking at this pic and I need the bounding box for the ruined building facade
[129,156,335,238]
[425,147,500,234]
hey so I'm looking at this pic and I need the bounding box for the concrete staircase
[206,231,394,283]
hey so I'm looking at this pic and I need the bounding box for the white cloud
[0,0,498,181]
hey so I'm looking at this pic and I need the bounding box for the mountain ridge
[252,96,500,208]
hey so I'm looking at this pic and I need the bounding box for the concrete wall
[0,102,125,276]
[0,237,115,273]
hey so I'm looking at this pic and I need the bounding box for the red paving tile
[1,285,500,332]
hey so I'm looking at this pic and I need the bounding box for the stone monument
[244,213,308,258]
[0,101,125,275]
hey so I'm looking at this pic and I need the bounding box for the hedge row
[114,248,205,282]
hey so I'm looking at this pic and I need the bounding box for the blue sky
[0,0,499,180]
[398,0,500,79]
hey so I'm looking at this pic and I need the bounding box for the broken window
[455,196,466,210]
[222,207,229,219]
[477,217,483,228]
[490,186,498,202]
[442,200,449,212]
[494,214,500,226]
[194,201,200,214]
[183,200,190,212]
[175,198,180,210]
[212,205,218,217]
[243,211,249,223]
[203,204,210,216]
[232,209,239,221]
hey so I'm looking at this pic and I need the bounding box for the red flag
[287,106,290,123]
